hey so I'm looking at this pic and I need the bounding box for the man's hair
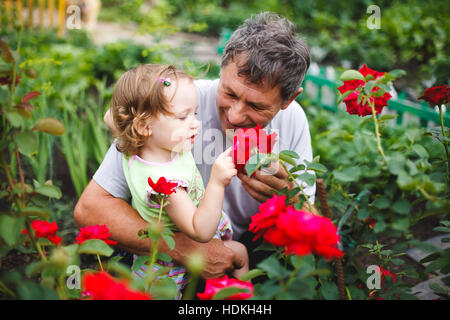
[221,12,311,105]
[111,64,192,156]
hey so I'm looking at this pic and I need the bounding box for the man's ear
[133,118,152,137]
[281,87,303,110]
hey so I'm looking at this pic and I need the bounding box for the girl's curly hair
[111,64,192,156]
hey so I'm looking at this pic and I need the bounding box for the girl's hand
[210,147,237,187]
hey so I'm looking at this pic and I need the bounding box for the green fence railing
[301,67,449,127]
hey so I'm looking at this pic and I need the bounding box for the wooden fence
[1,0,66,37]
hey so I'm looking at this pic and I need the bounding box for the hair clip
[158,77,171,86]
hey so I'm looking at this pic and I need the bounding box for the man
[74,12,315,278]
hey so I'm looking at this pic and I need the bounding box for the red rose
[82,271,152,300]
[197,275,253,300]
[147,177,179,196]
[338,64,392,117]
[248,194,286,240]
[365,217,376,229]
[74,224,118,245]
[260,205,343,260]
[419,85,449,106]
[378,266,397,287]
[232,124,277,174]
[0,75,21,86]
[22,220,62,245]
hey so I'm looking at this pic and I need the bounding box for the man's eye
[227,92,237,99]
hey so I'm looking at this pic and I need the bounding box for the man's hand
[237,160,292,203]
[171,235,245,279]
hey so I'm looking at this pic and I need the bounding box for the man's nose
[228,101,247,125]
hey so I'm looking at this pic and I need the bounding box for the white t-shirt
[93,79,315,240]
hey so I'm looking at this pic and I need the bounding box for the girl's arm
[165,148,236,243]
[165,182,225,243]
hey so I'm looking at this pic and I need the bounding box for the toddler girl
[109,64,249,298]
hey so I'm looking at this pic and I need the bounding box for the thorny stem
[279,160,313,212]
[284,258,302,289]
[0,280,16,298]
[438,105,450,183]
[25,220,47,261]
[369,101,387,164]
[97,254,104,271]
[158,197,165,222]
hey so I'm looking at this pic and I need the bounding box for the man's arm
[74,179,244,278]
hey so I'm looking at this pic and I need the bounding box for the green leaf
[297,172,316,186]
[78,239,114,257]
[14,132,38,157]
[150,277,178,300]
[340,69,365,81]
[132,255,149,272]
[305,161,327,173]
[239,269,265,282]
[278,152,297,167]
[19,207,51,219]
[162,233,175,251]
[212,286,251,300]
[387,69,406,79]
[391,217,410,232]
[420,252,440,264]
[289,164,306,173]
[0,215,25,246]
[5,110,25,128]
[397,171,420,191]
[379,114,398,121]
[0,39,15,63]
[337,90,353,104]
[333,167,361,182]
[429,282,448,295]
[257,255,285,279]
[412,144,429,158]
[392,200,412,215]
[279,150,299,159]
[372,197,390,209]
[433,226,450,233]
[35,184,62,199]
[319,281,339,300]
[245,153,270,177]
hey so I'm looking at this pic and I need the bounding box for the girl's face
[147,78,200,154]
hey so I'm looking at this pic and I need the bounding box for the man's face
[216,58,286,134]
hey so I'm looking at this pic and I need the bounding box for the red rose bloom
[419,85,449,106]
[338,64,392,117]
[232,124,277,174]
[378,266,397,286]
[249,194,286,240]
[258,204,343,260]
[197,275,253,300]
[74,224,118,245]
[82,271,152,300]
[147,177,179,196]
[22,220,62,245]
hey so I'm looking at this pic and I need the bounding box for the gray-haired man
[74,12,316,278]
